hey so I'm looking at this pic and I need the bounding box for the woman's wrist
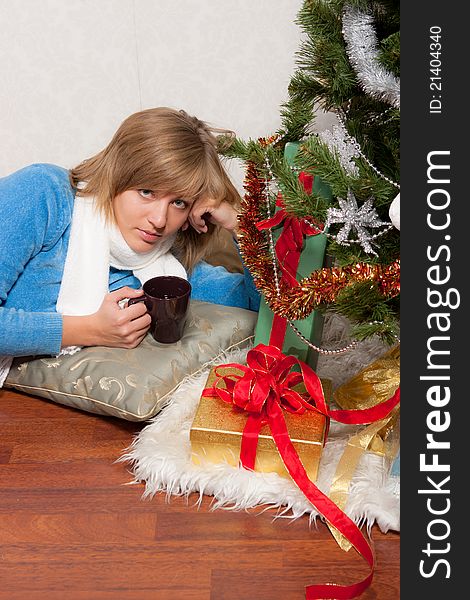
[62,314,97,348]
[222,205,239,233]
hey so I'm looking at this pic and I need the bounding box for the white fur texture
[120,330,399,534]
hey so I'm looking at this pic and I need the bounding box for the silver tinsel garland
[318,123,360,176]
[342,4,400,109]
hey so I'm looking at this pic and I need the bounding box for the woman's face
[113,189,193,253]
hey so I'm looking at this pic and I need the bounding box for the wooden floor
[0,389,399,599]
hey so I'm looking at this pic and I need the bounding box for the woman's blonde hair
[69,107,240,272]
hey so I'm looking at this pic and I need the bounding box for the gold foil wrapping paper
[190,367,331,482]
[334,344,400,459]
[334,344,400,410]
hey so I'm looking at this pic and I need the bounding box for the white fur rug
[120,316,400,534]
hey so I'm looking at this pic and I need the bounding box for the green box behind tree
[253,142,332,369]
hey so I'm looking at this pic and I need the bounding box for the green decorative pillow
[4,300,256,421]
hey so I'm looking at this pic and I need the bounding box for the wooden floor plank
[0,594,210,600]
[0,561,212,593]
[0,512,158,543]
[0,388,400,599]
[9,440,130,463]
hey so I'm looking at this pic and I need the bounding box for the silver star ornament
[325,189,388,255]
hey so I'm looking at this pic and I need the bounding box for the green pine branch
[221,0,400,344]
[333,282,399,344]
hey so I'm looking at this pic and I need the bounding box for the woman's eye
[173,199,188,209]
[138,189,154,199]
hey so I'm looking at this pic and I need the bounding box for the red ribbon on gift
[202,343,401,599]
[256,172,322,289]
[255,172,323,349]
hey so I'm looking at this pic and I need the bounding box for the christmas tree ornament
[324,190,389,255]
[239,164,400,323]
[389,193,400,230]
[254,142,356,358]
[342,3,400,108]
[318,123,360,176]
[338,112,401,190]
[221,0,401,341]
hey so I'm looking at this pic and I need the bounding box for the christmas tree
[221,0,400,347]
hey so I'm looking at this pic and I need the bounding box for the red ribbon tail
[239,413,265,471]
[330,387,400,425]
[256,209,286,231]
[299,171,314,195]
[269,314,288,349]
[267,402,374,599]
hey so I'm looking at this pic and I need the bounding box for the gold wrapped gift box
[190,366,331,482]
[328,346,400,551]
[334,344,400,457]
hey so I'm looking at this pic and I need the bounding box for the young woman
[0,107,259,373]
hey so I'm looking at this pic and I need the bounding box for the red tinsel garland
[237,160,400,321]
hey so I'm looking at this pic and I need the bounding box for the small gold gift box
[190,366,331,482]
[334,344,400,457]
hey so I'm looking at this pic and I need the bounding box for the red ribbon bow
[256,173,322,288]
[204,343,330,469]
[255,172,323,349]
[202,343,401,599]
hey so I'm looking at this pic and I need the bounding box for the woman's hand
[189,198,239,234]
[62,287,151,349]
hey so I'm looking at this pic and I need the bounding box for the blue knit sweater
[0,164,259,357]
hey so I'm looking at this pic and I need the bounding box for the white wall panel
[135,1,300,133]
[134,0,303,190]
[0,0,140,173]
[0,0,335,193]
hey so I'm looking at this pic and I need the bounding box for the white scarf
[57,196,186,315]
[0,195,187,385]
